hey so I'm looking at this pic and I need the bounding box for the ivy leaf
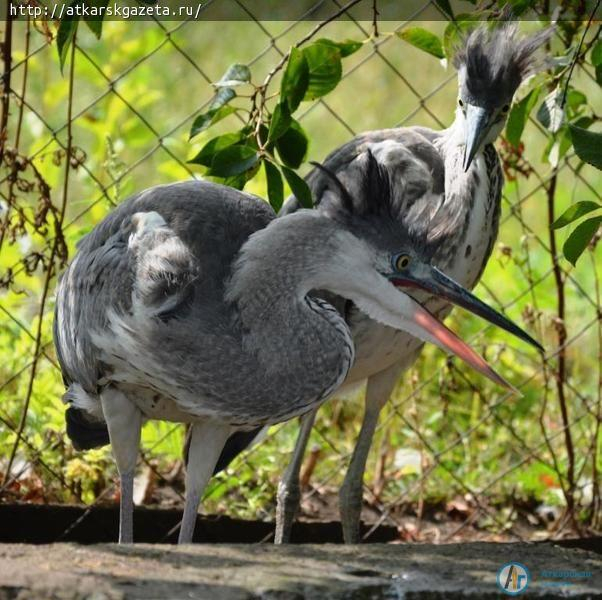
[397,28,445,60]
[280,47,309,113]
[209,144,258,177]
[276,119,308,168]
[506,88,540,148]
[56,10,79,73]
[302,42,342,101]
[537,88,564,133]
[214,64,251,88]
[264,160,284,212]
[552,201,601,229]
[188,132,244,166]
[314,38,363,58]
[189,105,237,140]
[83,0,109,38]
[568,124,602,170]
[267,102,292,143]
[281,166,313,209]
[562,216,602,266]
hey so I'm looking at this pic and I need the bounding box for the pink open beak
[412,304,519,394]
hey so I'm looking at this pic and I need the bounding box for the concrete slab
[0,542,600,599]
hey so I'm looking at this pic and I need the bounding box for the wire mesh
[0,0,600,543]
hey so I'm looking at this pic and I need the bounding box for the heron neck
[226,215,355,410]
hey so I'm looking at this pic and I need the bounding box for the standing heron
[54,156,539,544]
[216,22,551,543]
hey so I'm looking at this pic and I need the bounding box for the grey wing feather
[53,181,275,398]
[280,126,445,217]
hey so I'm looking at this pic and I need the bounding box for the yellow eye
[395,254,411,270]
[502,104,510,113]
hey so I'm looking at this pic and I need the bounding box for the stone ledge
[0,542,600,599]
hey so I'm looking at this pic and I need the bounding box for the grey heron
[216,21,551,544]
[54,152,539,544]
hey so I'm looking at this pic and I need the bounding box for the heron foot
[339,482,363,544]
[275,479,300,544]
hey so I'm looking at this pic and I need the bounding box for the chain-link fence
[1,0,600,543]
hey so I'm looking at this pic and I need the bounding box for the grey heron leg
[178,421,231,544]
[275,409,317,544]
[100,388,142,544]
[339,362,402,544]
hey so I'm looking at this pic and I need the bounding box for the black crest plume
[453,21,554,97]
[310,150,394,218]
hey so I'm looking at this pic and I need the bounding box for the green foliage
[397,27,445,59]
[280,47,309,113]
[552,200,601,229]
[568,124,602,170]
[506,89,541,148]
[562,216,602,266]
[184,37,361,211]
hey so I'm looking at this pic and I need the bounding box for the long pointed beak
[463,105,492,172]
[405,299,518,393]
[390,266,543,353]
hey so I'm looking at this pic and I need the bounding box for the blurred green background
[1,14,600,539]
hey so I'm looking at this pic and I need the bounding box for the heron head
[306,152,542,390]
[453,22,553,171]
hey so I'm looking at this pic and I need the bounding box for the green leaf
[56,11,79,73]
[280,47,309,113]
[537,88,564,133]
[264,160,284,212]
[302,42,342,101]
[281,166,313,209]
[552,201,601,229]
[267,102,291,143]
[568,124,602,170]
[566,89,587,111]
[214,64,251,87]
[314,38,363,58]
[398,27,445,59]
[83,0,109,38]
[506,88,540,148]
[209,145,259,177]
[443,15,481,58]
[276,119,308,168]
[562,216,602,266]
[210,87,236,110]
[596,65,602,87]
[188,132,244,166]
[434,0,454,20]
[591,40,602,67]
[189,105,237,139]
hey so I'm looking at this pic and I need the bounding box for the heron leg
[100,388,142,544]
[275,409,317,544]
[339,362,402,544]
[178,420,231,544]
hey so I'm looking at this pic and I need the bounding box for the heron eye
[458,98,464,108]
[394,254,411,270]
[502,104,510,113]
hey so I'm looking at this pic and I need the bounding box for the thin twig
[0,1,13,166]
[372,0,379,38]
[2,34,76,485]
[560,0,601,109]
